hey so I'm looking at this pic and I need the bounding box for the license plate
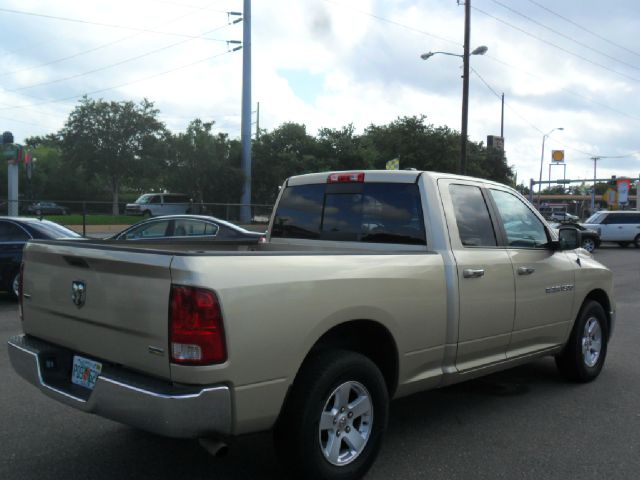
[71,355,102,390]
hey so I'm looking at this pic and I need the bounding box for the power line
[487,0,640,73]
[472,5,640,84]
[322,0,461,47]
[0,6,230,41]
[473,67,640,159]
[0,0,230,78]
[5,23,234,93]
[315,1,640,128]
[0,49,237,112]
[484,55,640,125]
[470,66,596,156]
[527,0,640,59]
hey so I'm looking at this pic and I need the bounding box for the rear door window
[0,221,30,242]
[449,185,497,247]
[272,183,426,245]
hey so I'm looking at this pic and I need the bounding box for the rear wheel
[274,349,389,480]
[634,234,640,248]
[555,300,608,382]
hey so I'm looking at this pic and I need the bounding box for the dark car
[111,215,266,243]
[27,201,70,215]
[549,222,600,253]
[0,217,82,299]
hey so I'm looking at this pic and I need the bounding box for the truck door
[487,188,576,357]
[440,181,516,371]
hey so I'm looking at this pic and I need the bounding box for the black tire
[555,300,608,382]
[274,349,389,480]
[617,241,629,248]
[8,271,20,301]
[581,237,596,253]
[142,210,152,218]
[634,234,640,248]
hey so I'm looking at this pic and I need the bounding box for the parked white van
[125,193,191,217]
[582,210,640,247]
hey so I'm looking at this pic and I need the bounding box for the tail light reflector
[169,285,226,365]
[327,172,365,183]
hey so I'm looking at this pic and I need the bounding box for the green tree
[164,119,243,204]
[252,122,322,204]
[59,97,167,214]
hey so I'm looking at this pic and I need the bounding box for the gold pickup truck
[8,170,614,480]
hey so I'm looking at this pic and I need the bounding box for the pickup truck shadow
[13,359,572,480]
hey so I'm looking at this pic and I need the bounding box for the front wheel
[274,350,389,480]
[581,238,596,253]
[555,300,608,382]
[634,234,640,248]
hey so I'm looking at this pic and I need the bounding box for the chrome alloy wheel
[581,238,596,253]
[318,381,373,466]
[582,317,603,367]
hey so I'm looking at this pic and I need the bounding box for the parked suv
[125,193,191,217]
[582,210,640,247]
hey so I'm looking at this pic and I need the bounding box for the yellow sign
[386,158,400,170]
[551,150,564,162]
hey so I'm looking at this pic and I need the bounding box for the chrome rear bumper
[8,334,232,439]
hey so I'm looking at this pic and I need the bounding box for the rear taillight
[169,285,226,365]
[18,263,24,321]
[327,172,365,183]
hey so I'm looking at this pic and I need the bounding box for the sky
[1,0,640,189]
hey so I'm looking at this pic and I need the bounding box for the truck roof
[287,170,510,188]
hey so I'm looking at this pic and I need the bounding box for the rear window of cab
[271,183,426,245]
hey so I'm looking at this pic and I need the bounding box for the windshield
[29,220,81,239]
[134,194,154,204]
[585,212,606,224]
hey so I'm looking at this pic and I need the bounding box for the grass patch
[28,214,142,226]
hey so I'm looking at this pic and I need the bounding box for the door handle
[517,266,536,275]
[463,268,485,278]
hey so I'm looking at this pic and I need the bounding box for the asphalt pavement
[1,245,638,479]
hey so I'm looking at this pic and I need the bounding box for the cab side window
[0,221,30,242]
[449,184,497,247]
[490,189,548,248]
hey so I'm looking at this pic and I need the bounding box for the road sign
[551,150,564,163]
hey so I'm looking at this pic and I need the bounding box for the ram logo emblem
[71,281,86,307]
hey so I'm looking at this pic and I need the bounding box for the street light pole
[537,127,563,207]
[460,0,471,176]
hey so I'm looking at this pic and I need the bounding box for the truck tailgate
[21,241,173,380]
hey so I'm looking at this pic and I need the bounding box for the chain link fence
[4,199,274,237]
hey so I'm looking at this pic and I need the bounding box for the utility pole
[591,156,599,212]
[460,0,471,176]
[239,0,252,223]
[500,92,504,138]
[256,101,260,140]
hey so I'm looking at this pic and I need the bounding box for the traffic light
[2,131,14,144]
[609,175,617,186]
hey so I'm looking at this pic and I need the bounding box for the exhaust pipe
[198,438,229,458]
